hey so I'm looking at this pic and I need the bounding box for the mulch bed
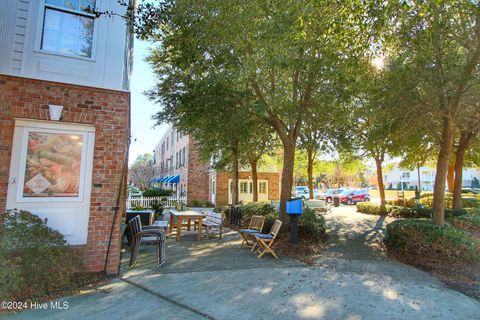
[273,232,328,265]
[225,222,328,265]
[385,235,480,301]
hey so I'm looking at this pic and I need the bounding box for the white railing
[126,195,187,210]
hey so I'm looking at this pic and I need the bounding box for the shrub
[418,195,479,209]
[142,188,173,197]
[262,213,278,234]
[385,198,416,208]
[131,204,146,211]
[388,206,431,218]
[298,208,326,240]
[357,202,467,219]
[385,219,479,262]
[239,202,276,220]
[190,200,215,207]
[449,213,480,232]
[356,202,389,215]
[0,209,82,301]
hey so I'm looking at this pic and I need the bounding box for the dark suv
[339,189,370,205]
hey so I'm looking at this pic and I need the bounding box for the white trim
[15,118,96,132]
[34,0,99,61]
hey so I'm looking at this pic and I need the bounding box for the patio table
[168,210,204,241]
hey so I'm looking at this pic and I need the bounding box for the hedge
[356,202,468,219]
[385,219,479,262]
[142,188,173,197]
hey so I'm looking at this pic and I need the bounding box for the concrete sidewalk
[4,207,480,319]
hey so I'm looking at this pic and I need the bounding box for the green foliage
[150,200,164,215]
[130,204,146,211]
[262,214,278,234]
[385,219,479,262]
[142,188,173,197]
[298,208,327,240]
[356,202,429,218]
[385,198,417,208]
[449,211,480,233]
[190,200,215,208]
[0,209,82,300]
[419,195,480,209]
[239,202,276,221]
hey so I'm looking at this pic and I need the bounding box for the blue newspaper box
[286,198,302,244]
[286,198,303,215]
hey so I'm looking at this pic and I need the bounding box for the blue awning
[160,176,170,182]
[165,175,180,183]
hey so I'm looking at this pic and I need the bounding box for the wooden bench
[194,211,224,239]
[303,199,331,214]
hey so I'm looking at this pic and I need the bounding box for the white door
[6,120,95,245]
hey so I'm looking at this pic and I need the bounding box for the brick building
[152,126,210,205]
[152,126,281,206]
[0,0,132,274]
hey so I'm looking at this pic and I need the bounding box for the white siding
[0,0,132,91]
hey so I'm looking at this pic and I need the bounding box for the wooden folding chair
[239,215,266,247]
[252,219,283,259]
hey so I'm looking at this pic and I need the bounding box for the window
[166,138,169,150]
[182,146,186,166]
[259,182,267,194]
[175,152,178,169]
[212,180,215,194]
[249,182,253,194]
[41,0,95,58]
[401,172,410,179]
[240,182,248,194]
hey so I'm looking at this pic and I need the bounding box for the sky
[129,39,168,165]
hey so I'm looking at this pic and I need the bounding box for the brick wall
[213,171,280,206]
[0,74,130,274]
[186,138,210,205]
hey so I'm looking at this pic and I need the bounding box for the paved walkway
[4,207,480,320]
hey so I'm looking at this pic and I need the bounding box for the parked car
[317,188,344,202]
[339,189,370,205]
[293,186,309,198]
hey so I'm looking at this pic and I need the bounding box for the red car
[339,189,370,205]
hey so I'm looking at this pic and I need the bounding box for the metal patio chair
[128,215,166,267]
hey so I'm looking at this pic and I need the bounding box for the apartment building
[152,126,210,205]
[0,0,132,274]
[384,166,480,191]
[152,126,281,206]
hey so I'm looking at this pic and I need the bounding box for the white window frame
[35,0,99,61]
[259,181,267,194]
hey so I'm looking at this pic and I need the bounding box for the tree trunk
[432,117,455,225]
[231,142,239,205]
[417,164,421,192]
[375,158,386,206]
[279,140,296,224]
[447,163,455,193]
[453,132,473,209]
[307,148,314,199]
[250,159,258,202]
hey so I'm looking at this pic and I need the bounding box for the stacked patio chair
[252,219,283,259]
[239,215,266,247]
[128,215,166,267]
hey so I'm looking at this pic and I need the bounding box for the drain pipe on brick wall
[104,136,130,275]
